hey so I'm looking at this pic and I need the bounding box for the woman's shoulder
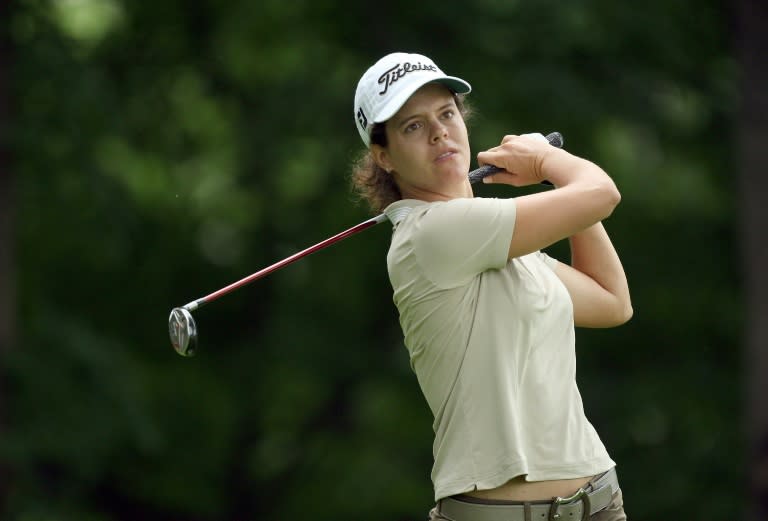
[385,197,511,223]
[395,197,515,251]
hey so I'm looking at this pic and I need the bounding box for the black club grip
[468,132,564,185]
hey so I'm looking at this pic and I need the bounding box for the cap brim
[373,76,472,124]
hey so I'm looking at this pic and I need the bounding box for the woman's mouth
[435,150,457,163]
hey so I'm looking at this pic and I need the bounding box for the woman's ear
[371,144,393,173]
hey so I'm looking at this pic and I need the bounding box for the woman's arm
[477,134,631,327]
[477,134,620,260]
[553,223,633,327]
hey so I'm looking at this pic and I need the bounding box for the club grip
[468,131,564,185]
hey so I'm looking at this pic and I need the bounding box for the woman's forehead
[393,83,455,120]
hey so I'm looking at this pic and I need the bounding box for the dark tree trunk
[0,0,14,511]
[737,1,768,520]
[0,0,14,349]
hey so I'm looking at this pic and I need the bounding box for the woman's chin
[442,164,471,182]
[433,157,465,174]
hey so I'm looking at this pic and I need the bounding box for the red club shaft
[183,213,388,311]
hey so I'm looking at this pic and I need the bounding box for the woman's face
[373,82,471,201]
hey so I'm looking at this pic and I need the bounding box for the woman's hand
[476,134,560,187]
[479,134,621,261]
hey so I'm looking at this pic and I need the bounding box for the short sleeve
[536,250,560,271]
[410,198,516,287]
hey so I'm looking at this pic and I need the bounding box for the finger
[476,148,505,165]
[500,134,519,144]
[483,171,518,185]
[475,151,492,166]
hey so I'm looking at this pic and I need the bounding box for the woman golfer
[351,52,632,520]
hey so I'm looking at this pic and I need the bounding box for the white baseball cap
[354,52,472,147]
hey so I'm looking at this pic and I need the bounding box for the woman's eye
[442,110,455,120]
[404,122,422,133]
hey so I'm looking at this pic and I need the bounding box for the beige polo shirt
[383,197,615,501]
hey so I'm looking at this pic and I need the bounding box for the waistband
[437,468,620,521]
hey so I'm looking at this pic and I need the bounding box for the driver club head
[169,307,197,357]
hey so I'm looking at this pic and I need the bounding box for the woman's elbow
[597,298,633,328]
[597,180,621,219]
[577,299,633,328]
[617,302,633,325]
[609,300,633,326]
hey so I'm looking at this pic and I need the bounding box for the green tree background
[0,0,748,520]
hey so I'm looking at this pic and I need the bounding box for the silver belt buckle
[548,487,590,521]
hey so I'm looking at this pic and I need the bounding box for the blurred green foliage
[2,0,742,519]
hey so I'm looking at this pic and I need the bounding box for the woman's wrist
[541,151,611,190]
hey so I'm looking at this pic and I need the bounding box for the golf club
[168,131,563,356]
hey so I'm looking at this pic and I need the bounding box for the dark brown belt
[437,467,619,521]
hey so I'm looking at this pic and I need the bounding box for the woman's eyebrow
[395,102,455,129]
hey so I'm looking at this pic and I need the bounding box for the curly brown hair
[350,93,471,214]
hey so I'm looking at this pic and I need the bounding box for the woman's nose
[430,121,448,143]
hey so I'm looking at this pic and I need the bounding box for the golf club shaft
[183,213,389,311]
[183,132,563,311]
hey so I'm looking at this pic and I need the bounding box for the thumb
[476,149,495,163]
[476,148,503,169]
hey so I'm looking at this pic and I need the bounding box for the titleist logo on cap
[377,62,438,95]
